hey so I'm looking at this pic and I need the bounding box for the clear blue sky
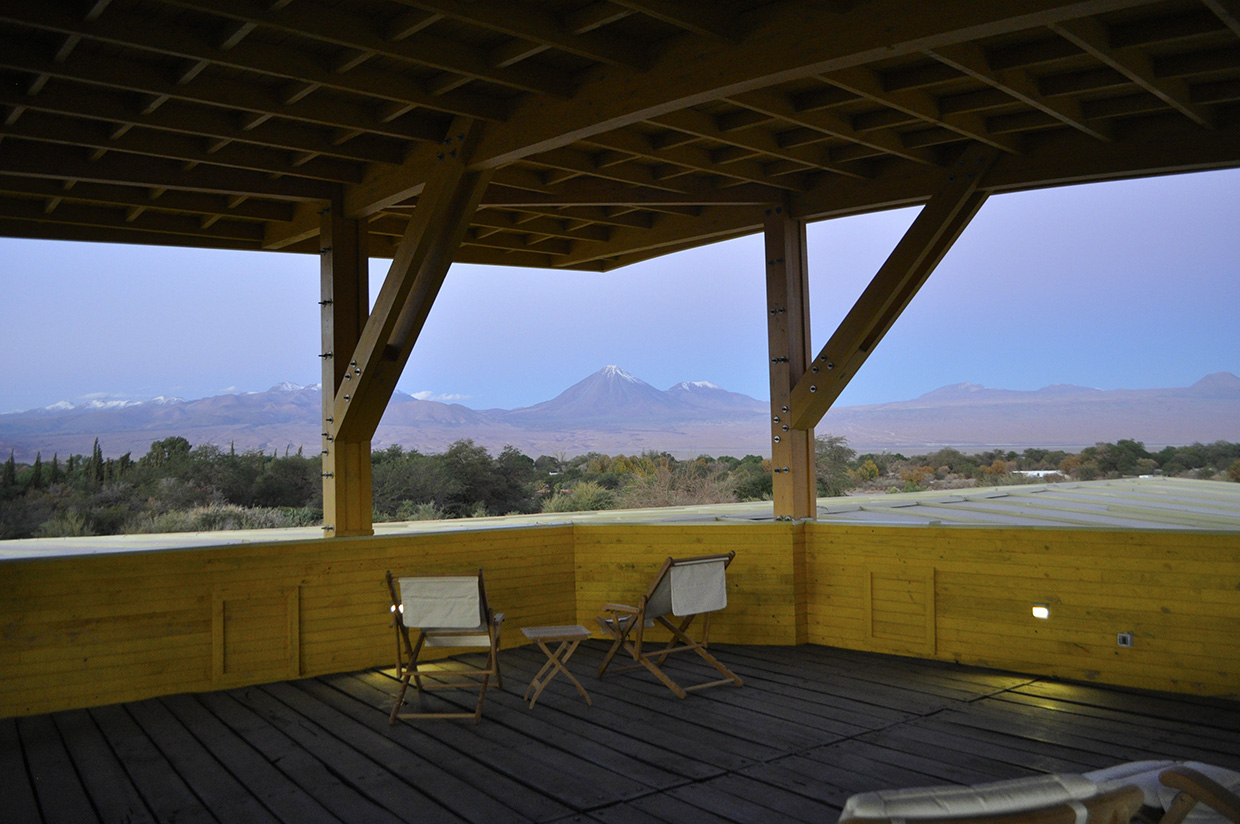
[2,168,1238,415]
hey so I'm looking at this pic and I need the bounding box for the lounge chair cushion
[1085,761,1178,807]
[839,773,1099,822]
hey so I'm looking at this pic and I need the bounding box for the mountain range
[2,367,1238,461]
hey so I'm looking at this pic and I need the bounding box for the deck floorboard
[5,643,1239,823]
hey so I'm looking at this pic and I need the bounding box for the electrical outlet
[1117,632,1133,648]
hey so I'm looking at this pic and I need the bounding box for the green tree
[141,436,192,469]
[2,450,15,491]
[815,434,857,497]
[31,452,43,489]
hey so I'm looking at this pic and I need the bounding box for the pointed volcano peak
[1187,371,1240,397]
[268,381,305,393]
[506,365,673,422]
[598,364,643,384]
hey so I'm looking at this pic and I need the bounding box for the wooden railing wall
[1,522,1236,716]
[804,524,1240,697]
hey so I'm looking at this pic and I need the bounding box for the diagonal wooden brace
[331,118,493,444]
[789,143,997,431]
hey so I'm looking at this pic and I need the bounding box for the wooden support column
[329,117,493,446]
[765,205,817,521]
[320,201,372,537]
[789,144,998,431]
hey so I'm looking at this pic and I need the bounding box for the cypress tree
[31,452,43,489]
[51,453,61,483]
[92,439,104,483]
[2,450,14,489]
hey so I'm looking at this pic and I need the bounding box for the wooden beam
[0,175,295,221]
[652,109,872,179]
[788,143,998,431]
[0,109,366,184]
[1203,0,1240,37]
[925,43,1114,141]
[479,180,784,207]
[0,75,407,166]
[398,0,650,70]
[473,0,1157,169]
[821,67,1024,154]
[606,0,741,42]
[1050,16,1214,126]
[319,204,372,538]
[584,130,806,190]
[331,119,493,443]
[0,140,331,200]
[764,205,816,521]
[159,0,575,98]
[0,0,505,122]
[725,89,940,166]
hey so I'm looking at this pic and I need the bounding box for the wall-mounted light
[1032,603,1050,620]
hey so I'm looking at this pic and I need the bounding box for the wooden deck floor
[5,644,1239,824]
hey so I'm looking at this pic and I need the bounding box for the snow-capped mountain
[1,370,1238,461]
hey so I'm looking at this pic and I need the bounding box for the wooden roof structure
[4,0,1239,530]
[4,0,1239,264]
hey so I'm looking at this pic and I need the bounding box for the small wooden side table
[521,625,593,709]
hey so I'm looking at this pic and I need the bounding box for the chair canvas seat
[596,552,742,698]
[385,569,504,724]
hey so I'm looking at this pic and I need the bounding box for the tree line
[2,435,1237,539]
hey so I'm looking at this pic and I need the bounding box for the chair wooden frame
[385,569,504,724]
[596,551,742,698]
[1158,766,1240,824]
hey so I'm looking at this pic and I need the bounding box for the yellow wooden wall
[2,521,1237,717]
[0,525,575,717]
[573,523,803,645]
[805,524,1240,697]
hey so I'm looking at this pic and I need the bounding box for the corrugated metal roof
[797,477,1240,531]
[2,478,1236,560]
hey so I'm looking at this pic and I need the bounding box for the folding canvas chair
[596,551,742,698]
[837,772,1146,824]
[385,569,504,724]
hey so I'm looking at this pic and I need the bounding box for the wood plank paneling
[1,520,1237,717]
[806,525,1240,697]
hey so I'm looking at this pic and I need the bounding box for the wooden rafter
[724,89,941,166]
[397,0,651,70]
[1049,16,1214,126]
[607,0,741,42]
[584,131,806,190]
[1204,0,1240,37]
[0,0,505,122]
[1,109,366,183]
[820,67,1023,153]
[788,143,998,431]
[0,140,332,200]
[155,0,575,98]
[925,43,1114,141]
[0,38,450,144]
[651,109,872,180]
[0,175,294,221]
[2,0,1238,268]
